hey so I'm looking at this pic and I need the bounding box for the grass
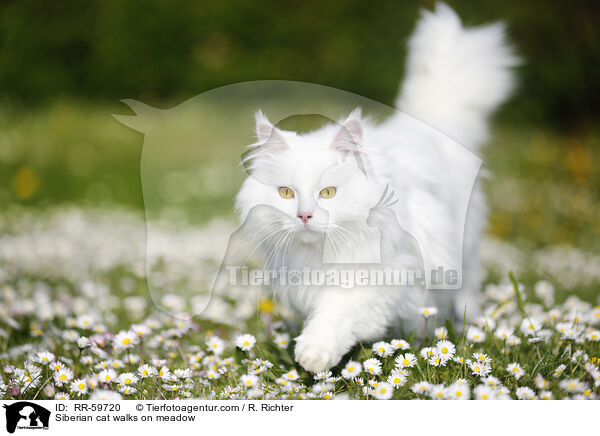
[0,101,599,400]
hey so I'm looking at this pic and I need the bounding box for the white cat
[235,3,516,373]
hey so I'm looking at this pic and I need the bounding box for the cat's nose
[297,212,313,224]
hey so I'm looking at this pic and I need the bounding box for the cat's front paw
[294,335,339,373]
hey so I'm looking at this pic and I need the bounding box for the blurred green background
[0,0,598,251]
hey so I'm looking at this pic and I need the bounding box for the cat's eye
[279,186,295,199]
[319,186,337,199]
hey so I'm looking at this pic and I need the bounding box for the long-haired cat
[235,3,516,372]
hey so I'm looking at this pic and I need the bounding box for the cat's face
[236,111,380,246]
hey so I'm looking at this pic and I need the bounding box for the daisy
[520,317,542,336]
[117,372,138,385]
[446,382,470,400]
[411,381,431,395]
[98,368,117,383]
[282,369,299,381]
[472,352,491,364]
[313,371,332,381]
[70,379,87,395]
[395,353,417,368]
[473,385,496,400]
[420,347,435,359]
[468,361,492,377]
[494,325,514,340]
[274,333,290,348]
[372,341,394,358]
[482,376,501,388]
[373,382,393,400]
[429,384,447,400]
[363,358,382,376]
[174,368,193,379]
[553,364,566,377]
[206,336,225,355]
[118,385,137,395]
[113,330,138,350]
[55,392,70,400]
[387,370,407,388]
[466,326,486,343]
[506,363,525,379]
[434,327,448,339]
[235,334,256,351]
[435,340,456,359]
[36,352,55,364]
[341,361,361,379]
[428,354,448,367]
[420,307,438,319]
[240,374,259,388]
[515,386,537,400]
[535,373,549,389]
[77,337,91,348]
[559,379,585,393]
[321,391,335,400]
[585,330,600,341]
[53,367,74,386]
[390,339,410,350]
[506,335,522,346]
[539,390,553,400]
[137,364,157,378]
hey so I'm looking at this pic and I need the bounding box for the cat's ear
[330,109,363,152]
[255,110,287,150]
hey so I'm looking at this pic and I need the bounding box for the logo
[2,402,50,434]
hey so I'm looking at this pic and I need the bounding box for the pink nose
[297,212,313,224]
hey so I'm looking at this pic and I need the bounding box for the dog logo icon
[3,402,50,433]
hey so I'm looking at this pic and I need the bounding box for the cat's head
[236,109,381,246]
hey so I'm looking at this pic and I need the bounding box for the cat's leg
[294,288,395,373]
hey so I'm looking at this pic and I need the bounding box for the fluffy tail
[396,3,518,150]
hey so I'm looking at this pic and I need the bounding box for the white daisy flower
[341,361,361,379]
[274,333,290,348]
[36,352,55,364]
[387,369,407,388]
[472,352,491,364]
[282,369,299,381]
[539,390,553,400]
[373,382,393,400]
[240,374,259,388]
[434,327,448,339]
[113,330,138,350]
[54,392,70,400]
[363,358,382,376]
[411,381,431,395]
[429,384,447,400]
[235,334,256,351]
[420,307,438,319]
[53,367,74,386]
[372,341,393,358]
[516,386,537,400]
[506,362,525,379]
[70,379,87,395]
[117,372,138,385]
[553,364,567,377]
[435,340,456,359]
[474,385,496,400]
[98,368,117,383]
[390,339,410,350]
[206,336,225,354]
[466,326,486,343]
[468,361,492,377]
[395,353,417,368]
[446,382,470,400]
[520,317,542,336]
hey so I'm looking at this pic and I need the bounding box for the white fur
[235,3,516,372]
